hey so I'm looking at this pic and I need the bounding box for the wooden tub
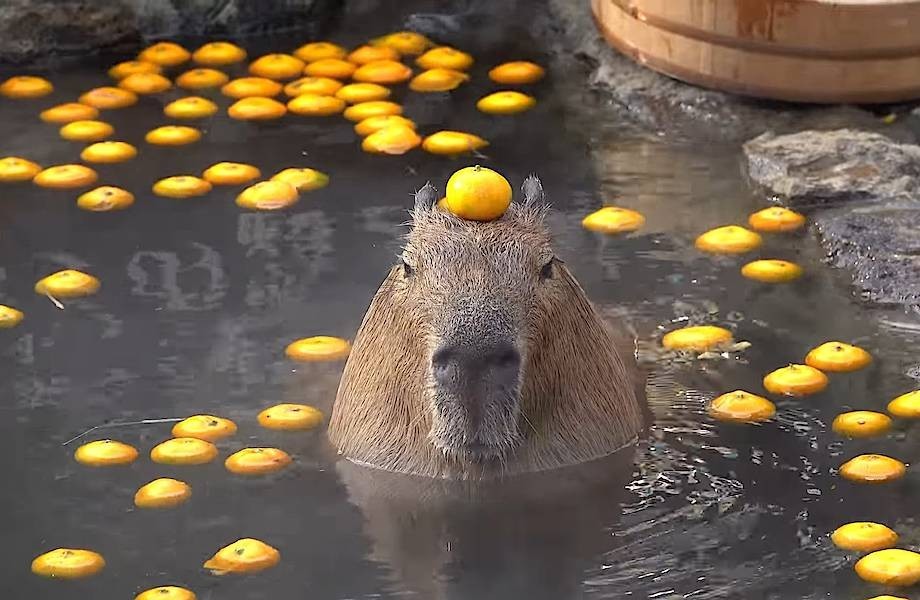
[591,0,920,103]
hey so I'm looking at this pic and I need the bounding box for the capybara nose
[432,341,521,391]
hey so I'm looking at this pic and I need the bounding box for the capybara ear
[413,181,439,214]
[521,174,546,209]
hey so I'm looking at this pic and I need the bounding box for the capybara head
[329,176,645,479]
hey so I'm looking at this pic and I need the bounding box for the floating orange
[193,41,247,66]
[410,68,469,92]
[887,390,920,419]
[581,207,646,234]
[270,168,329,192]
[370,31,433,55]
[34,269,100,297]
[0,305,24,328]
[152,176,212,198]
[741,259,803,283]
[351,60,412,84]
[145,125,201,146]
[0,156,42,182]
[33,165,98,189]
[248,53,305,80]
[661,325,732,352]
[303,58,357,79]
[855,549,920,587]
[488,61,546,85]
[227,97,287,120]
[748,206,806,233]
[283,76,343,97]
[78,86,138,110]
[202,162,261,186]
[343,100,403,122]
[134,478,192,509]
[150,437,218,465]
[31,548,105,579]
[74,439,138,466]
[80,141,137,163]
[293,41,347,63]
[416,46,474,71]
[708,390,775,423]
[804,341,872,373]
[831,411,892,438]
[138,41,191,67]
[118,72,172,95]
[176,68,229,90]
[40,102,99,124]
[135,586,197,600]
[257,403,324,431]
[221,77,283,99]
[335,82,391,104]
[476,90,536,115]
[362,125,422,155]
[77,186,135,212]
[763,364,827,396]
[287,93,346,116]
[164,96,219,119]
[353,114,416,136]
[831,522,899,553]
[108,60,161,80]
[235,180,299,210]
[224,447,292,475]
[285,336,351,361]
[695,225,763,254]
[422,131,488,155]
[1,75,53,99]
[203,538,280,575]
[171,415,238,442]
[839,454,906,483]
[347,44,400,65]
[59,120,114,142]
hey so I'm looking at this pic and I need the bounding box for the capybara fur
[328,175,645,479]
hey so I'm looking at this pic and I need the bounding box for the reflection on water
[2,3,920,600]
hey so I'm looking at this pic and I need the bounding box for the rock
[743,129,920,209]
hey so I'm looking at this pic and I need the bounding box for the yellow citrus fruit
[221,77,283,99]
[203,538,280,575]
[762,364,827,396]
[805,341,872,373]
[80,141,137,163]
[164,96,219,119]
[201,162,261,186]
[839,454,906,483]
[118,72,172,94]
[78,86,138,109]
[361,125,422,155]
[887,390,920,419]
[138,41,191,67]
[351,60,413,84]
[748,206,806,233]
[145,125,201,146]
[136,586,197,600]
[1,75,53,99]
[0,156,42,182]
[353,114,416,137]
[31,548,105,579]
[225,447,293,475]
[40,102,99,124]
[343,100,402,122]
[33,165,98,189]
[741,259,803,283]
[347,44,400,65]
[77,186,135,212]
[476,91,536,115]
[422,130,488,156]
[410,68,470,92]
[831,522,899,553]
[708,390,775,423]
[661,325,732,352]
[134,478,192,509]
[235,180,299,211]
[227,97,287,120]
[74,439,138,466]
[0,305,24,328]
[293,41,347,63]
[866,597,908,600]
[285,336,351,361]
[176,68,229,90]
[581,207,645,234]
[152,176,212,198]
[370,31,433,55]
[257,403,324,431]
[34,269,100,297]
[436,197,449,211]
[172,415,238,442]
[831,411,892,438]
[444,165,512,221]
[855,549,920,587]
[270,168,329,192]
[150,437,218,465]
[696,225,762,254]
[193,41,247,66]
[108,60,162,80]
[488,61,545,85]
[335,82,391,104]
[59,120,114,142]
[249,53,305,80]
[287,93,346,116]
[303,58,357,79]
[283,76,343,97]
[417,46,474,71]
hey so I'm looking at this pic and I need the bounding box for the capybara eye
[399,258,413,277]
[539,259,554,281]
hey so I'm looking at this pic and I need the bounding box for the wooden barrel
[591,0,920,103]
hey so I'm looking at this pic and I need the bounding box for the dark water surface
[2,4,920,600]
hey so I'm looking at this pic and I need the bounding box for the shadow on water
[2,1,920,599]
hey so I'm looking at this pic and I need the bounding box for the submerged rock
[744,129,920,209]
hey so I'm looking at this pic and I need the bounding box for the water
[2,4,920,600]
